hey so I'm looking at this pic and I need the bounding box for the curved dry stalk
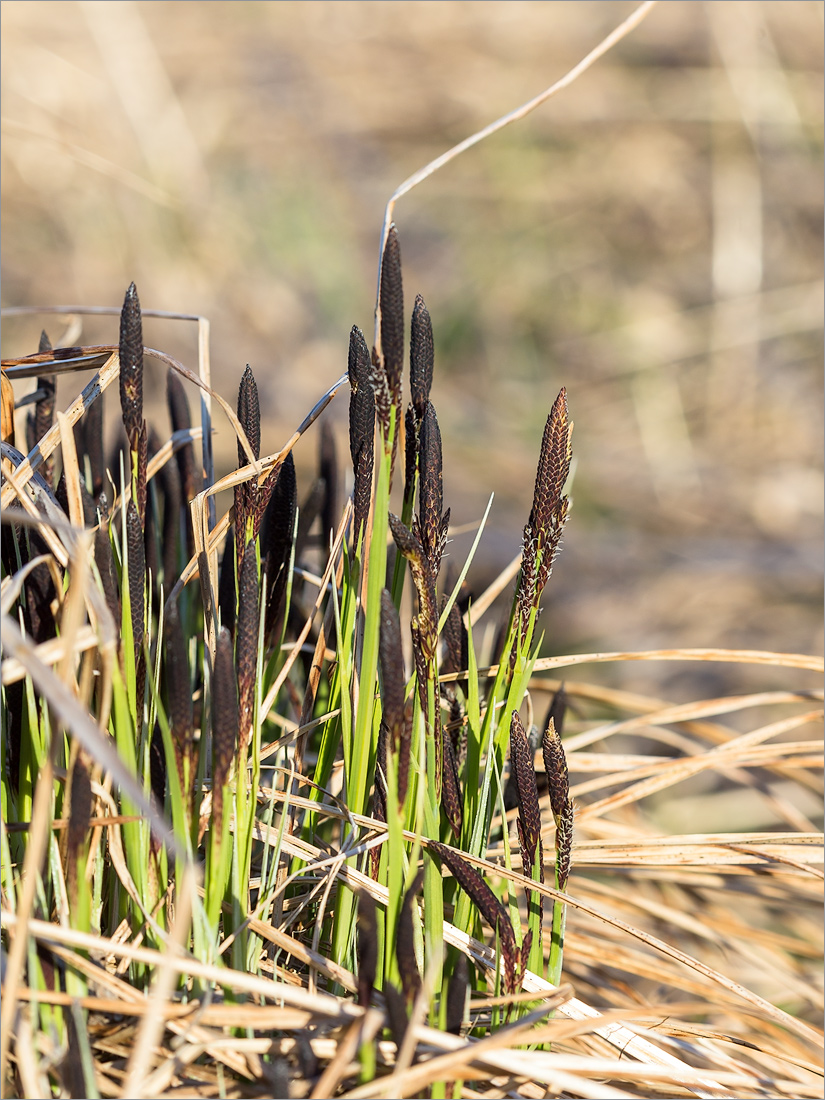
[372,0,659,358]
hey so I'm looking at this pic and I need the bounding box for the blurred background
[2,0,822,700]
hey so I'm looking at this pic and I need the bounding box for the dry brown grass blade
[576,707,823,821]
[438,647,824,684]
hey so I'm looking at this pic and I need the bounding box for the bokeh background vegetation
[2,0,822,700]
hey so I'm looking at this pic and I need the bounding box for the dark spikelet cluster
[164,600,195,815]
[119,282,144,443]
[234,366,261,576]
[515,388,572,647]
[154,429,182,588]
[26,331,56,488]
[440,728,462,837]
[396,870,423,1003]
[261,453,297,644]
[429,842,520,994]
[348,328,376,553]
[236,539,260,758]
[510,711,544,883]
[211,626,239,845]
[348,326,374,459]
[416,402,449,578]
[166,369,197,556]
[378,590,405,739]
[409,294,434,419]
[446,952,469,1035]
[403,404,417,505]
[441,592,468,762]
[319,420,338,550]
[372,719,388,864]
[356,891,378,1009]
[94,513,120,628]
[125,498,145,651]
[542,716,573,890]
[388,514,437,662]
[380,225,404,414]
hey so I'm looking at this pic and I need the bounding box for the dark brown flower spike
[211,625,239,845]
[94,516,121,628]
[352,437,374,556]
[319,420,338,550]
[125,498,145,651]
[26,331,56,488]
[234,365,261,575]
[165,600,195,809]
[446,952,469,1035]
[378,589,405,750]
[236,538,259,759]
[388,513,437,662]
[545,683,568,740]
[409,294,434,420]
[379,224,404,413]
[167,370,197,558]
[119,282,144,444]
[372,719,388,850]
[429,842,519,994]
[417,401,447,577]
[348,325,374,467]
[542,716,573,890]
[262,452,297,644]
[403,403,418,505]
[236,364,260,469]
[440,727,463,837]
[396,868,424,1003]
[155,430,182,588]
[356,891,378,1008]
[510,711,543,883]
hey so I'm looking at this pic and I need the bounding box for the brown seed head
[379,224,404,410]
[510,711,543,879]
[542,716,569,822]
[410,293,434,419]
[118,283,143,443]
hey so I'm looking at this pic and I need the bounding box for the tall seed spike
[378,589,405,745]
[236,538,260,759]
[555,799,574,890]
[262,452,297,643]
[356,891,378,1008]
[396,869,424,1003]
[418,401,444,576]
[445,952,469,1035]
[319,420,338,551]
[440,728,463,837]
[379,224,404,408]
[236,364,261,466]
[410,294,434,418]
[167,369,197,505]
[403,404,418,504]
[165,599,194,798]
[545,683,568,740]
[118,282,144,443]
[211,625,239,844]
[542,716,570,822]
[348,326,375,467]
[429,842,519,993]
[94,518,120,628]
[509,711,543,880]
[351,438,374,557]
[125,498,145,650]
